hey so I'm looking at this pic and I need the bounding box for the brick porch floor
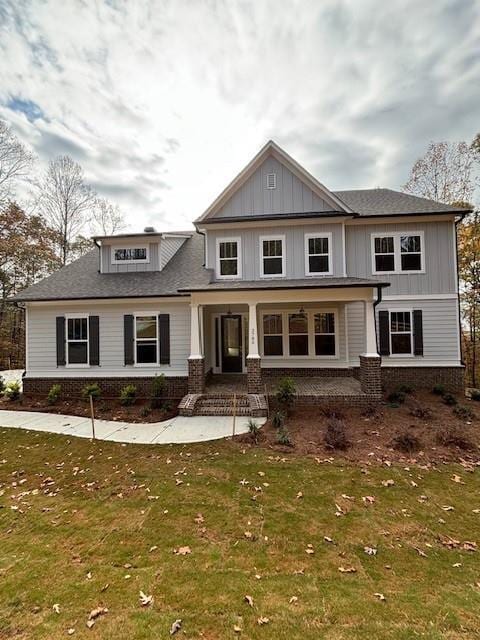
[265,376,365,397]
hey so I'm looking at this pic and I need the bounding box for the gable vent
[266,172,276,189]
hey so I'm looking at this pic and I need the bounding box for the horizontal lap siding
[26,302,190,378]
[346,301,365,365]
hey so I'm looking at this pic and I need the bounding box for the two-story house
[13,141,469,416]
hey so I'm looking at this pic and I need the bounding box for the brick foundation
[359,355,382,396]
[188,357,205,394]
[23,376,188,399]
[381,366,465,393]
[247,356,262,394]
[262,367,357,378]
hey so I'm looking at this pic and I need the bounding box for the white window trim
[261,312,284,357]
[259,235,286,278]
[313,311,338,358]
[216,237,242,280]
[304,232,333,276]
[259,308,339,360]
[389,308,414,358]
[65,313,89,368]
[134,313,159,367]
[371,231,425,275]
[112,245,150,265]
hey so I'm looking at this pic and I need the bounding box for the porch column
[359,300,381,397]
[188,304,205,394]
[246,302,262,394]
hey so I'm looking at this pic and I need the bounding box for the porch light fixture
[299,306,305,315]
[227,307,232,316]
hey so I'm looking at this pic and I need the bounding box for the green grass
[1,427,480,639]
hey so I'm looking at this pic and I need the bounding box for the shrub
[271,410,285,429]
[275,377,296,412]
[324,418,349,451]
[140,405,151,418]
[437,427,474,451]
[409,404,433,420]
[432,383,446,396]
[4,381,21,401]
[247,419,261,444]
[396,384,413,394]
[0,375,5,394]
[361,404,380,419]
[120,384,137,406]
[453,404,474,421]
[151,374,166,408]
[276,426,293,446]
[161,400,173,413]
[47,384,61,405]
[82,383,101,399]
[442,393,457,406]
[392,431,422,454]
[387,390,406,405]
[470,389,480,402]
[320,405,345,420]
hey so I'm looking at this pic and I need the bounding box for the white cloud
[0,0,479,231]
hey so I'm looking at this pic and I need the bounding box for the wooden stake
[232,393,237,437]
[264,383,269,418]
[89,394,96,440]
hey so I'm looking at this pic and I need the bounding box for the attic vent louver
[266,173,276,189]
[144,226,156,233]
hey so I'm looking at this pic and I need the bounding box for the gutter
[195,225,206,267]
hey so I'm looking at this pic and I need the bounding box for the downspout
[455,215,466,366]
[195,225,206,268]
[93,239,101,273]
[373,284,383,354]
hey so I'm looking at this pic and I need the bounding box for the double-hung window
[288,313,309,356]
[390,311,413,355]
[217,238,241,278]
[263,314,283,356]
[305,234,331,275]
[314,312,336,356]
[260,236,285,277]
[67,316,89,365]
[135,315,158,364]
[372,232,424,274]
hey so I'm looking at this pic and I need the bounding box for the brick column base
[359,355,382,396]
[188,357,205,394]
[247,356,262,394]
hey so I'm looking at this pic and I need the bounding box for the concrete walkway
[0,410,265,444]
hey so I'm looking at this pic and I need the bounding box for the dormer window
[112,246,149,264]
[266,173,276,189]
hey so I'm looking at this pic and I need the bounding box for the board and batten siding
[160,237,187,268]
[25,301,190,378]
[207,223,344,280]
[345,220,457,295]
[215,156,334,218]
[101,242,160,273]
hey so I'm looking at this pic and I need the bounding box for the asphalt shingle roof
[179,277,389,292]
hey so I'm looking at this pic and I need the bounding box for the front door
[221,315,242,373]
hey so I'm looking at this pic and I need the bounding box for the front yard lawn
[1,427,480,639]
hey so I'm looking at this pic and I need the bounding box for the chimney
[144,226,156,233]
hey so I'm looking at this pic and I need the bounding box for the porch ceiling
[180,276,389,293]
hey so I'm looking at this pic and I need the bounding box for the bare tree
[402,141,475,206]
[0,120,34,207]
[36,156,96,264]
[91,197,126,236]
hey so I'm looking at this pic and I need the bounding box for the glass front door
[221,315,243,372]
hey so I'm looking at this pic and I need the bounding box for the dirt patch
[255,390,480,464]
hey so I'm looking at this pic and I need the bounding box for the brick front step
[178,393,267,417]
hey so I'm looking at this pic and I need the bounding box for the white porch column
[247,302,259,358]
[363,300,379,357]
[189,303,202,358]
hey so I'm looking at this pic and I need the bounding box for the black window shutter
[89,316,100,365]
[378,310,390,356]
[413,310,423,356]
[159,314,170,365]
[56,316,66,366]
[124,315,134,365]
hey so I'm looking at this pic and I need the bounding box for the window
[372,232,424,274]
[289,313,308,356]
[266,173,276,189]
[112,247,148,263]
[260,236,285,277]
[135,315,157,363]
[263,314,283,356]
[314,312,336,356]
[67,317,88,365]
[305,234,331,275]
[390,311,413,355]
[217,238,241,278]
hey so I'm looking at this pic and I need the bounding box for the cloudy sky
[0,0,479,231]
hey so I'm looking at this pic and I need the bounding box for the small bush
[247,419,261,444]
[392,431,422,454]
[432,383,446,396]
[0,376,5,394]
[271,410,285,429]
[409,404,433,420]
[275,377,296,412]
[453,404,474,421]
[161,400,173,413]
[437,427,475,450]
[387,390,406,405]
[4,381,21,401]
[442,393,457,406]
[47,384,61,405]
[320,405,345,420]
[120,384,137,406]
[470,389,480,402]
[140,405,151,418]
[276,426,293,446]
[151,374,166,408]
[396,384,413,394]
[82,383,101,399]
[361,404,380,419]
[324,418,349,451]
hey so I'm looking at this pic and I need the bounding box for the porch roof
[179,276,390,293]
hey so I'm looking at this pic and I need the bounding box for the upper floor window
[112,246,149,264]
[260,235,285,277]
[67,316,89,365]
[135,315,157,364]
[372,232,424,274]
[216,238,241,279]
[305,233,332,275]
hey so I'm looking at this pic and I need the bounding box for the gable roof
[195,140,353,223]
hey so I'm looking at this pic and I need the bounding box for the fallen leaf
[257,616,269,625]
[86,620,95,629]
[362,496,375,505]
[88,607,108,621]
[244,595,254,608]
[374,592,386,601]
[170,619,182,635]
[139,591,153,607]
[382,479,395,487]
[174,546,191,556]
[442,505,455,512]
[233,624,242,633]
[451,474,465,484]
[194,513,204,524]
[289,596,298,604]
[338,566,357,573]
[364,546,377,556]
[324,536,334,544]
[296,491,303,499]
[67,628,75,636]
[52,604,61,614]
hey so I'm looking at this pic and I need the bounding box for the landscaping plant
[271,410,285,429]
[82,382,101,399]
[0,375,5,394]
[275,376,296,413]
[392,430,422,454]
[247,418,261,444]
[324,417,349,450]
[442,393,458,406]
[151,373,166,408]
[453,404,474,421]
[120,384,137,406]
[46,384,61,405]
[432,383,446,396]
[470,389,480,401]
[4,381,21,401]
[276,425,293,446]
